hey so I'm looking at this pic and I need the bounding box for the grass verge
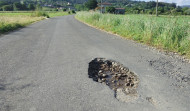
[0,13,44,34]
[48,12,69,18]
[75,12,190,58]
[0,11,70,34]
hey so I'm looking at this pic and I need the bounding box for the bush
[31,11,49,18]
[184,9,190,15]
[2,5,13,11]
[63,8,67,11]
[13,2,27,11]
[68,11,71,14]
[36,4,42,11]
[72,10,76,14]
[0,23,22,33]
[28,3,35,10]
[147,10,153,14]
[53,9,58,11]
[106,7,115,13]
[85,0,98,10]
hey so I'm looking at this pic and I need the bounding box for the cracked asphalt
[0,15,190,111]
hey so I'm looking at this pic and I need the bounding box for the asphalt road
[0,15,190,111]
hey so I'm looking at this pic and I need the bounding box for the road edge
[74,15,190,64]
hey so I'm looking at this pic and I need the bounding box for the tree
[63,8,67,11]
[85,0,97,10]
[36,4,42,11]
[13,2,27,11]
[13,2,22,11]
[0,1,8,7]
[75,4,87,11]
[2,5,13,11]
[106,6,115,13]
[184,9,190,15]
[28,3,35,10]
[182,7,188,12]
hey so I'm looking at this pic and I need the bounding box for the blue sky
[138,0,190,6]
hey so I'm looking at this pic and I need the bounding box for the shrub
[31,11,49,18]
[53,9,58,11]
[184,9,190,15]
[28,3,35,10]
[2,5,13,11]
[85,0,98,10]
[106,7,115,13]
[72,10,76,14]
[63,8,67,11]
[0,23,22,33]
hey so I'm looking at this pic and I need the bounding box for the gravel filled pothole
[88,58,139,102]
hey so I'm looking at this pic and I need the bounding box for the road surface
[0,15,190,111]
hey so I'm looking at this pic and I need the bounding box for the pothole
[88,58,139,102]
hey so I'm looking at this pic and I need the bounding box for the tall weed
[76,12,190,58]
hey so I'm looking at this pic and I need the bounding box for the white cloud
[140,0,190,5]
[159,0,190,5]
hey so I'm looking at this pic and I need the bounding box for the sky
[138,0,190,6]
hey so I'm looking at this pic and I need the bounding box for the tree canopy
[85,0,97,10]
[106,6,115,13]
[0,0,189,15]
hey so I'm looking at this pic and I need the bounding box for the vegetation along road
[0,15,190,111]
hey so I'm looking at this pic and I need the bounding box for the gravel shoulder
[0,15,190,111]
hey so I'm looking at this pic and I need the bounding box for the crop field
[0,11,69,34]
[75,12,190,58]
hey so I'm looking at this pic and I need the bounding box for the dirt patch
[88,58,139,102]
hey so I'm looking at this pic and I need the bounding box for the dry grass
[0,11,71,34]
[0,14,44,34]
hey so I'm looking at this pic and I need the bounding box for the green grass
[75,12,190,58]
[0,12,33,16]
[0,11,69,34]
[0,13,44,34]
[47,12,69,17]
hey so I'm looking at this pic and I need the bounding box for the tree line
[0,1,38,11]
[0,0,190,15]
[75,0,190,15]
[124,1,190,15]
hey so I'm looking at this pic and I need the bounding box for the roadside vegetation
[0,12,44,34]
[0,0,77,34]
[75,12,190,58]
[48,11,70,17]
[0,11,71,34]
[75,0,190,16]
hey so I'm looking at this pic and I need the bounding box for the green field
[0,11,69,34]
[47,12,69,17]
[75,12,190,58]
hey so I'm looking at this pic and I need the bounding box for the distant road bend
[0,15,190,111]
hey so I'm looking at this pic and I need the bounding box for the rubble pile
[88,58,139,102]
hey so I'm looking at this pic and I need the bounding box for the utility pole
[156,0,158,16]
[36,0,37,5]
[101,0,102,13]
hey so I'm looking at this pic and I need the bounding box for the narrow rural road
[0,15,190,111]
